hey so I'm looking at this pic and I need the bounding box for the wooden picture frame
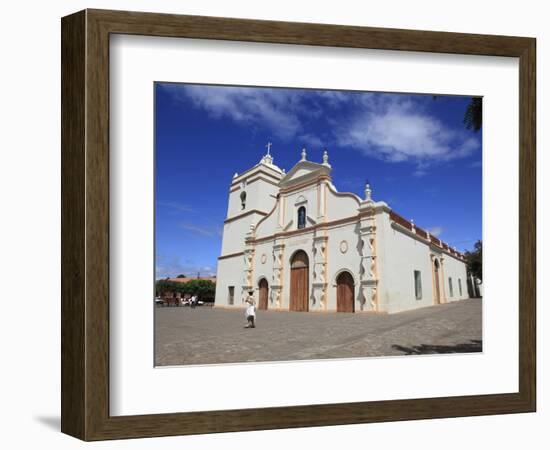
[61,9,536,441]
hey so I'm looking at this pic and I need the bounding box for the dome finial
[301,147,307,161]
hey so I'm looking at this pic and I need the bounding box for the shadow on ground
[391,340,482,355]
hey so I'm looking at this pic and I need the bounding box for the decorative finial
[301,148,307,161]
[322,149,329,165]
[233,172,239,178]
[261,142,274,165]
[364,180,372,201]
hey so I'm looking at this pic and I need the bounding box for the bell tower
[220,145,284,256]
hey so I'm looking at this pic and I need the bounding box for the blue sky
[155,83,482,279]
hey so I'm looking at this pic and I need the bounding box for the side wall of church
[376,213,469,313]
[440,254,469,302]
[377,216,436,313]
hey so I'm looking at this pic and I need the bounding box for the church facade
[215,148,469,314]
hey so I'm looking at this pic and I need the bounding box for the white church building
[215,146,469,314]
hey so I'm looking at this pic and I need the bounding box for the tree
[432,96,482,132]
[176,274,186,278]
[155,279,179,297]
[464,240,482,281]
[184,279,216,301]
[154,279,216,302]
[463,97,482,132]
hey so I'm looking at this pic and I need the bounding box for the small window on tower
[240,191,247,210]
[297,206,306,229]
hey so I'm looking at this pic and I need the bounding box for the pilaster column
[358,200,378,311]
[277,196,284,230]
[271,241,285,309]
[241,224,256,303]
[312,234,328,310]
[317,181,327,221]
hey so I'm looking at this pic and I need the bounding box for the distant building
[215,147,469,314]
[167,276,217,284]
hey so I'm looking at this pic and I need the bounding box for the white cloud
[336,98,480,168]
[158,201,194,213]
[155,255,217,279]
[298,133,324,148]
[427,226,444,237]
[167,84,305,141]
[179,222,222,237]
[163,84,480,173]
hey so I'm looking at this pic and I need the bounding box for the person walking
[244,291,256,328]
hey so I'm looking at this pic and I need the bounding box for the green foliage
[464,240,482,281]
[184,279,216,300]
[155,279,216,300]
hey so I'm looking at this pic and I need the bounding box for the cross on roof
[266,142,272,155]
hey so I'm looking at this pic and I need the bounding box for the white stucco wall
[214,255,244,306]
[220,215,260,255]
[227,179,278,219]
[377,216,436,313]
[441,253,469,302]
[325,184,361,222]
[376,212,469,313]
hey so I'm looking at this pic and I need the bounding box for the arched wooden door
[290,250,309,312]
[336,271,355,312]
[258,278,269,310]
[433,259,441,304]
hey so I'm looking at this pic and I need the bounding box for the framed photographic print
[61,9,536,441]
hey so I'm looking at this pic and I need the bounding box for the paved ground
[155,298,482,366]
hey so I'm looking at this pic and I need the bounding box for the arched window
[297,206,306,229]
[240,191,247,210]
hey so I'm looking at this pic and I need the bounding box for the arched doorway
[336,271,355,312]
[258,278,269,310]
[433,258,441,304]
[290,250,309,312]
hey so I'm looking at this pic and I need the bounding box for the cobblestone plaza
[155,298,482,366]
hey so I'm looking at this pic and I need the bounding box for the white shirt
[245,298,256,317]
[246,305,256,317]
